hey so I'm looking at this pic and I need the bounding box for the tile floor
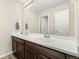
[0,54,17,59]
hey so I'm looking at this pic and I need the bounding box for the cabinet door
[16,42,24,59]
[69,57,78,59]
[25,47,36,59]
[37,53,50,59]
[67,55,79,59]
[12,39,17,56]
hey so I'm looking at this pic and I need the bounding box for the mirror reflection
[23,0,71,36]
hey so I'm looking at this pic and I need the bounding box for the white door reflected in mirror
[55,9,69,36]
[40,16,48,34]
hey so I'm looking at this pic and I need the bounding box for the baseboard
[0,51,13,58]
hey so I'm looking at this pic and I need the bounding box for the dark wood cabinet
[12,39,17,56]
[25,47,36,59]
[12,36,25,59]
[25,41,66,59]
[37,53,50,59]
[12,36,79,59]
[16,42,24,59]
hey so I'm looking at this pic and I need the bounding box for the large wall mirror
[23,0,74,36]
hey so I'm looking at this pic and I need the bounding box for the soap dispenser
[16,22,19,30]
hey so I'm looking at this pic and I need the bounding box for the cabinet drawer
[12,36,24,45]
[25,41,65,59]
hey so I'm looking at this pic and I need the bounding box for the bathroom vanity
[12,33,79,59]
[12,0,79,59]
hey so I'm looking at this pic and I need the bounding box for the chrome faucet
[44,34,50,38]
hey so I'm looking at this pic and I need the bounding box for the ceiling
[18,0,29,3]
[18,0,69,12]
[31,0,69,12]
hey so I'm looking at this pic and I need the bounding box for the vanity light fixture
[23,0,34,8]
[17,0,34,8]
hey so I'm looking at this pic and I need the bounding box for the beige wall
[23,8,39,33]
[74,0,79,45]
[11,1,22,33]
[69,0,75,36]
[76,0,79,45]
[0,0,22,57]
[0,0,13,56]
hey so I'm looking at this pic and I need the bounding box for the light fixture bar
[23,0,34,8]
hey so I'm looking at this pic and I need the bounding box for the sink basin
[37,38,55,43]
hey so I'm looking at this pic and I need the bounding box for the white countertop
[12,33,79,57]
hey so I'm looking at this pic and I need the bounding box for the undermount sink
[37,38,55,43]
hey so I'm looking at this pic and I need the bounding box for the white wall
[69,0,75,36]
[23,8,39,33]
[0,0,22,57]
[39,3,69,35]
[74,0,79,45]
[0,0,12,56]
[11,1,22,33]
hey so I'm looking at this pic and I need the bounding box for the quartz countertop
[12,33,79,57]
